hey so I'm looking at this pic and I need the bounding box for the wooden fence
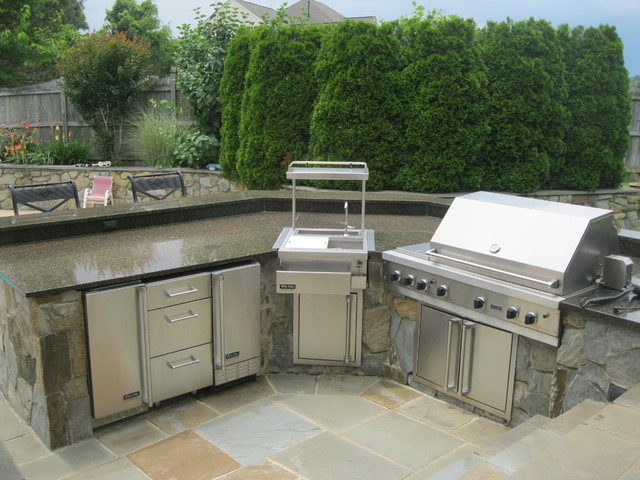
[0,70,194,162]
[626,87,640,172]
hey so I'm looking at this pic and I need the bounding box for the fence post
[59,83,69,137]
[170,67,177,105]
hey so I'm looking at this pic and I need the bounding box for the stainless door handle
[167,356,200,369]
[136,285,150,405]
[444,318,461,390]
[459,321,475,395]
[345,294,353,362]
[166,311,198,323]
[426,249,560,289]
[166,287,198,297]
[213,274,226,370]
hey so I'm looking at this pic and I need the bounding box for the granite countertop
[0,201,442,296]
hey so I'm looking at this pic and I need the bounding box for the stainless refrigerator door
[84,283,144,419]
[213,263,261,371]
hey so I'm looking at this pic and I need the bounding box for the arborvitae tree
[554,24,630,190]
[219,28,263,180]
[309,21,403,191]
[478,18,568,193]
[235,24,326,189]
[394,13,489,193]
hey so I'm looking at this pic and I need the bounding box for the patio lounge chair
[9,180,80,216]
[128,171,187,202]
[83,175,114,208]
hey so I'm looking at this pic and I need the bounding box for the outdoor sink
[327,236,365,250]
[277,228,371,253]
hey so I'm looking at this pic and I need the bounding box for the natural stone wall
[531,190,640,230]
[0,280,90,449]
[513,311,640,425]
[0,164,244,210]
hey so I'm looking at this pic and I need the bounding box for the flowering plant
[0,120,41,162]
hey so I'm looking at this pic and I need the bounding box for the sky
[84,0,640,76]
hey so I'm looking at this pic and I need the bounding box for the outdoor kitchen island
[2,190,640,451]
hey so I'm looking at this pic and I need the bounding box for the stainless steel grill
[383,191,618,346]
[382,191,619,421]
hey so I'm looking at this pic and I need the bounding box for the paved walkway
[0,374,509,480]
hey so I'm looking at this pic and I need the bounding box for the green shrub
[309,21,403,191]
[219,28,261,180]
[173,127,218,169]
[553,24,630,190]
[34,135,90,165]
[395,14,489,193]
[176,2,248,166]
[130,108,180,167]
[477,19,568,194]
[235,24,326,189]
[58,31,152,163]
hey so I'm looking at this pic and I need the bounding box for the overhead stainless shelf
[286,161,369,181]
[287,161,369,231]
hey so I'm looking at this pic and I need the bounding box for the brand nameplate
[279,283,296,290]
[225,351,240,359]
[123,391,141,401]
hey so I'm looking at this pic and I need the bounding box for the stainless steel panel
[276,270,352,294]
[415,306,455,390]
[85,284,145,419]
[149,343,213,403]
[146,273,211,309]
[414,304,516,420]
[429,191,616,294]
[148,298,212,357]
[294,292,361,365]
[461,320,514,412]
[213,263,261,375]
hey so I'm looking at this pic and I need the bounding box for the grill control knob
[506,307,520,320]
[403,275,415,286]
[416,279,429,291]
[390,271,401,282]
[473,297,486,309]
[436,285,449,297]
[524,312,538,325]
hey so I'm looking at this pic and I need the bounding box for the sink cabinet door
[295,292,361,365]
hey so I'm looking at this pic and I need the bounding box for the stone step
[420,415,552,480]
[422,398,617,479]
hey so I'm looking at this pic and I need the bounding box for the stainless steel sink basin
[327,237,365,250]
[275,227,373,254]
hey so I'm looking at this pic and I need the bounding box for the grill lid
[429,192,618,295]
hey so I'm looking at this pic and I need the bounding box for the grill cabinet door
[415,305,460,391]
[460,321,513,412]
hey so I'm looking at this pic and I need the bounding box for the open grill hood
[428,192,618,296]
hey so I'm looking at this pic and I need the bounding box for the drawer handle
[167,356,200,369]
[166,311,198,323]
[166,287,198,297]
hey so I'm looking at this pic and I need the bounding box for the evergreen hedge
[236,24,326,189]
[395,15,489,193]
[555,25,630,190]
[218,15,631,193]
[478,18,568,193]
[219,28,262,180]
[309,21,403,191]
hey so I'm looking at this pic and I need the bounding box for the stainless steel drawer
[150,343,213,403]
[276,270,352,294]
[147,273,211,309]
[148,298,212,357]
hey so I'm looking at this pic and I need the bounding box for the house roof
[285,0,344,23]
[233,0,276,22]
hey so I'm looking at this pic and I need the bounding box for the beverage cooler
[84,262,261,423]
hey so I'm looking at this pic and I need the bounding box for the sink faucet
[343,201,353,236]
